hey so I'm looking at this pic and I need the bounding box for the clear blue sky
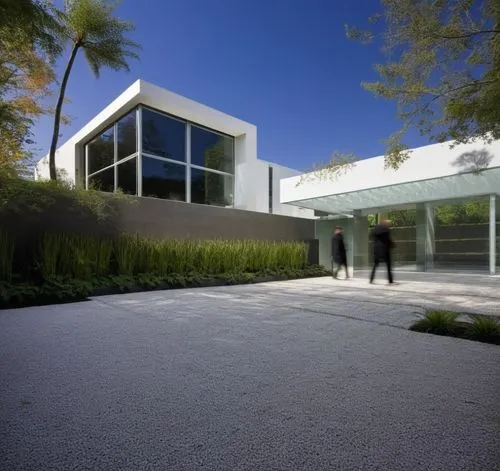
[33,0,429,170]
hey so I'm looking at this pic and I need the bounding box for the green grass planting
[0,232,14,282]
[469,315,500,344]
[410,310,500,345]
[0,229,322,308]
[410,310,459,336]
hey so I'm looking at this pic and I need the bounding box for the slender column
[136,106,143,197]
[490,194,496,276]
[353,211,369,271]
[426,205,435,270]
[346,218,354,272]
[85,145,89,190]
[416,203,435,271]
[186,123,191,203]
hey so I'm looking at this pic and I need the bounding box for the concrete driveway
[1,276,499,470]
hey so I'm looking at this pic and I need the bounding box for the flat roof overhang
[280,139,500,217]
[283,166,500,216]
[52,79,256,154]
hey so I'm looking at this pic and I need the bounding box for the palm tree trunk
[48,43,80,181]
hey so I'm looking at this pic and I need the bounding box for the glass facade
[142,108,186,162]
[142,156,186,201]
[87,126,114,175]
[191,125,234,173]
[116,157,137,195]
[433,196,490,271]
[88,166,114,192]
[117,111,137,161]
[84,106,234,207]
[361,197,496,273]
[191,167,233,207]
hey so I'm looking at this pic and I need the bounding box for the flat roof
[39,79,256,162]
[281,139,500,214]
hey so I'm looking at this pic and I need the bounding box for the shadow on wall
[452,149,493,175]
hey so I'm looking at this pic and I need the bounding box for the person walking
[331,226,349,279]
[369,219,395,284]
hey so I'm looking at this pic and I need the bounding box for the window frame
[83,104,236,208]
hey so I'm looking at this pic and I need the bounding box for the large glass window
[87,126,114,175]
[142,156,186,201]
[191,168,233,207]
[142,108,186,161]
[84,107,237,208]
[88,166,114,193]
[434,196,490,271]
[117,111,136,161]
[117,157,137,195]
[191,125,234,173]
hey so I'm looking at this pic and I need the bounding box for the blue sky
[33,0,429,170]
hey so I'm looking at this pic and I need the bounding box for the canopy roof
[280,140,500,216]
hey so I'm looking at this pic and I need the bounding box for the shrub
[0,168,113,220]
[411,310,459,336]
[469,315,500,344]
[8,231,309,282]
[39,233,114,280]
[0,266,330,309]
[0,232,14,282]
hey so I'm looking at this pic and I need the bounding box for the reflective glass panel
[117,110,137,161]
[191,125,234,174]
[142,108,186,162]
[142,156,186,201]
[88,166,114,193]
[87,127,114,175]
[117,157,137,195]
[191,168,233,207]
[434,196,489,270]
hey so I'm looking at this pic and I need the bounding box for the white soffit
[285,167,500,214]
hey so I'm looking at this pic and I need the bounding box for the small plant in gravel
[410,310,459,336]
[469,315,500,344]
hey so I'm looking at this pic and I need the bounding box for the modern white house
[36,79,500,275]
[35,79,313,219]
[281,139,500,275]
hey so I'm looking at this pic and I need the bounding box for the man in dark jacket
[370,219,395,284]
[331,226,349,279]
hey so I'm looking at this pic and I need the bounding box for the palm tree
[48,0,140,180]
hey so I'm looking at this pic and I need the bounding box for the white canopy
[280,139,500,215]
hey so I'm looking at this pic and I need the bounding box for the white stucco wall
[257,160,315,218]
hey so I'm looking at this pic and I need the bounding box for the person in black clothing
[331,226,349,279]
[370,219,395,284]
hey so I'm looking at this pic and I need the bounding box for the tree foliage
[48,0,141,180]
[0,0,61,167]
[347,0,500,168]
[296,151,357,185]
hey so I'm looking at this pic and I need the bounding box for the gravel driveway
[1,279,499,470]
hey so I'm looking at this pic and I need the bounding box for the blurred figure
[369,219,395,284]
[331,226,349,279]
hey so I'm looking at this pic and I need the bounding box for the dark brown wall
[114,196,315,241]
[2,194,314,242]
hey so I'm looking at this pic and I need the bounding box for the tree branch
[432,29,500,40]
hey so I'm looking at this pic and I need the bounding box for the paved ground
[1,274,499,470]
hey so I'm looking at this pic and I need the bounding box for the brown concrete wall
[1,194,317,266]
[113,196,315,241]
